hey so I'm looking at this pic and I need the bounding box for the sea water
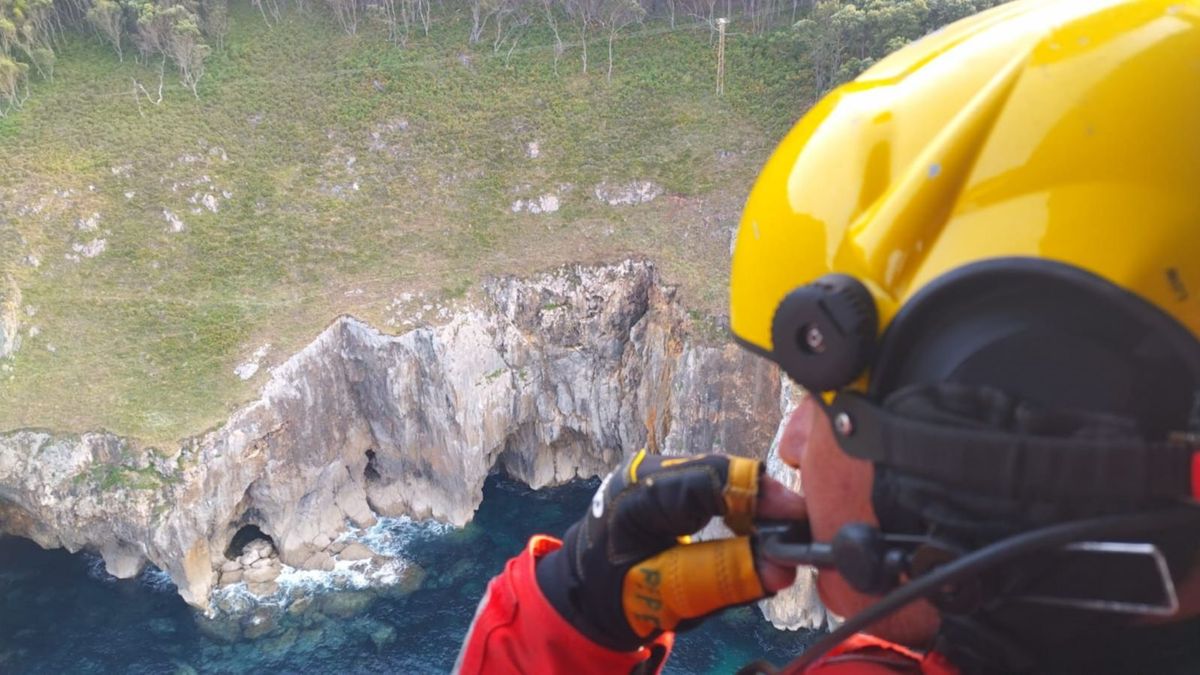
[0,476,819,674]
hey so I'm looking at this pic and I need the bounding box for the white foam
[356,515,454,557]
[83,554,117,583]
[206,517,453,616]
[139,566,178,594]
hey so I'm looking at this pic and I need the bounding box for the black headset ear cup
[770,274,878,391]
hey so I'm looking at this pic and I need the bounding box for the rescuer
[455,1,1200,672]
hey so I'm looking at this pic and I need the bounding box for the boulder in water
[244,565,280,584]
[246,580,279,597]
[302,550,332,570]
[338,542,373,561]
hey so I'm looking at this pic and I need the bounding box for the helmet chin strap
[748,506,1200,675]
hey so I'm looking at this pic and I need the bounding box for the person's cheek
[798,403,880,615]
[777,395,816,471]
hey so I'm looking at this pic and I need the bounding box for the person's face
[777,392,940,645]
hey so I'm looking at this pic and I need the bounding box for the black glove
[536,450,771,651]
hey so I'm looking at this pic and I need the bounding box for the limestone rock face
[0,260,785,612]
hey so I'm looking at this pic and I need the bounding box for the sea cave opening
[364,448,382,482]
[224,524,274,560]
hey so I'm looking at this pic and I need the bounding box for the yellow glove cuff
[722,456,761,535]
[622,536,765,638]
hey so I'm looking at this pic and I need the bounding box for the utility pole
[716,17,728,96]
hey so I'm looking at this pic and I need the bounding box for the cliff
[0,260,827,628]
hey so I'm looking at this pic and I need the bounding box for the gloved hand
[535,449,807,651]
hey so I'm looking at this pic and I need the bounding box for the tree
[541,0,565,70]
[0,54,29,114]
[468,0,487,43]
[599,0,642,81]
[792,0,859,96]
[86,0,126,61]
[491,0,534,55]
[326,0,359,35]
[133,1,174,59]
[133,1,209,97]
[198,0,228,50]
[165,6,208,96]
[562,0,599,73]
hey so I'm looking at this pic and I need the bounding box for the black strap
[830,392,1197,503]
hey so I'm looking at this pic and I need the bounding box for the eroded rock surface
[0,260,786,613]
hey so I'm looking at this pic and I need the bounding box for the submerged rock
[241,607,280,640]
[370,624,397,653]
[195,614,242,644]
[317,590,374,618]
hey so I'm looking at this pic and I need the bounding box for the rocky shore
[0,260,829,629]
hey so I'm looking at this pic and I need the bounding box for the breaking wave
[208,515,453,614]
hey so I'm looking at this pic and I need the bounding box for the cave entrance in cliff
[224,524,274,560]
[364,448,381,482]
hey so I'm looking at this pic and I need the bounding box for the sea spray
[208,515,449,617]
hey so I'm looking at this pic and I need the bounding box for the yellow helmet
[732,4,1200,669]
[731,0,1200,405]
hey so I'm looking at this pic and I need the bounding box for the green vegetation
[0,4,798,443]
[0,1,1004,444]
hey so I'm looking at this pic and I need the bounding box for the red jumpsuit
[455,536,960,675]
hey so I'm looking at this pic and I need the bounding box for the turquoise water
[0,475,818,674]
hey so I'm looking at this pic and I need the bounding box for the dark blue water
[0,475,818,674]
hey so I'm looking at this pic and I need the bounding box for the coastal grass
[0,4,811,445]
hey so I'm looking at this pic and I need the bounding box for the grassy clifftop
[0,5,810,444]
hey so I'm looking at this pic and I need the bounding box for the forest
[1,0,1004,111]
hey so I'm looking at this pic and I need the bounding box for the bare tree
[86,0,125,61]
[492,0,532,55]
[744,0,781,34]
[133,57,164,106]
[468,0,488,43]
[680,0,718,41]
[412,0,431,35]
[599,0,642,81]
[326,0,359,34]
[165,9,209,96]
[541,0,564,71]
[134,1,174,59]
[199,0,229,50]
[562,0,599,73]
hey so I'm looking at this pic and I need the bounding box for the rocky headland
[0,260,829,630]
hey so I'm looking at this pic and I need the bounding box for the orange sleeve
[794,633,960,675]
[454,537,958,675]
[454,535,674,675]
